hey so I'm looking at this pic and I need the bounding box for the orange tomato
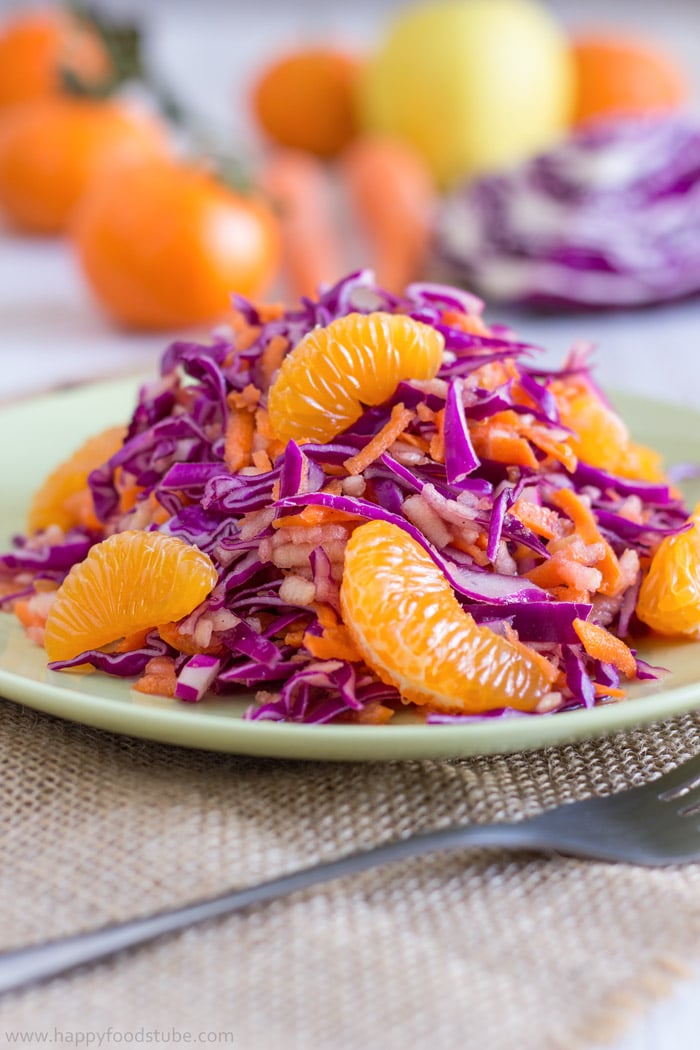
[252,48,360,158]
[0,97,167,234]
[571,33,688,126]
[0,8,110,111]
[73,157,281,330]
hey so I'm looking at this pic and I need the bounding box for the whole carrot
[339,134,436,293]
[260,147,342,300]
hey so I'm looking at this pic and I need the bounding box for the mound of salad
[0,271,693,724]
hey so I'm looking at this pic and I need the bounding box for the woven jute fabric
[1,700,700,1049]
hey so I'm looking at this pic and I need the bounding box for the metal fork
[2,751,700,997]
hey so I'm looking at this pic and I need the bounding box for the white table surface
[1,1,700,1046]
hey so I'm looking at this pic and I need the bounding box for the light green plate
[1,376,699,761]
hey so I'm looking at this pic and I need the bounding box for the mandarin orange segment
[28,425,126,534]
[636,504,700,638]
[615,440,666,483]
[44,531,218,663]
[549,376,667,482]
[550,376,628,472]
[267,311,444,444]
[339,520,556,713]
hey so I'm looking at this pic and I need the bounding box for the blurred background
[1,0,699,404]
[89,0,700,147]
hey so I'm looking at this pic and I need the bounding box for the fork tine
[652,753,700,800]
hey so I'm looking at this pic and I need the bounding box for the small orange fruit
[571,33,688,127]
[340,519,556,713]
[73,156,280,330]
[252,48,360,158]
[636,505,700,638]
[28,425,126,534]
[44,531,219,663]
[267,311,444,443]
[0,9,110,112]
[0,96,167,234]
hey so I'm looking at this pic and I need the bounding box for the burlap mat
[1,699,699,1049]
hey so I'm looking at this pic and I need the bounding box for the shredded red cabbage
[436,115,700,308]
[1,269,691,724]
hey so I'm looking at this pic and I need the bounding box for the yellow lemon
[358,0,574,187]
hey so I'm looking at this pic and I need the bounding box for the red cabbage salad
[0,270,691,725]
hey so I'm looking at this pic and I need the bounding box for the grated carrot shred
[133,673,177,697]
[224,408,255,473]
[303,624,362,663]
[449,536,491,566]
[510,498,563,541]
[343,403,415,476]
[393,432,430,452]
[350,702,395,725]
[273,505,363,529]
[476,428,539,470]
[133,656,178,696]
[254,407,286,462]
[521,425,578,473]
[227,384,261,412]
[429,408,446,463]
[116,468,143,514]
[158,621,226,657]
[594,683,627,699]
[252,449,273,472]
[258,334,289,390]
[312,602,340,630]
[526,554,599,594]
[14,599,37,629]
[257,303,286,323]
[234,325,262,352]
[302,602,363,662]
[148,493,171,526]
[552,488,623,596]
[572,617,637,678]
[440,309,490,337]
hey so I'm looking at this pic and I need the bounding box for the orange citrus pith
[340,520,556,713]
[28,425,126,533]
[44,531,218,663]
[267,312,444,443]
[636,505,700,638]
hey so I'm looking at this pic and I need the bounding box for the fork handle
[0,820,545,996]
